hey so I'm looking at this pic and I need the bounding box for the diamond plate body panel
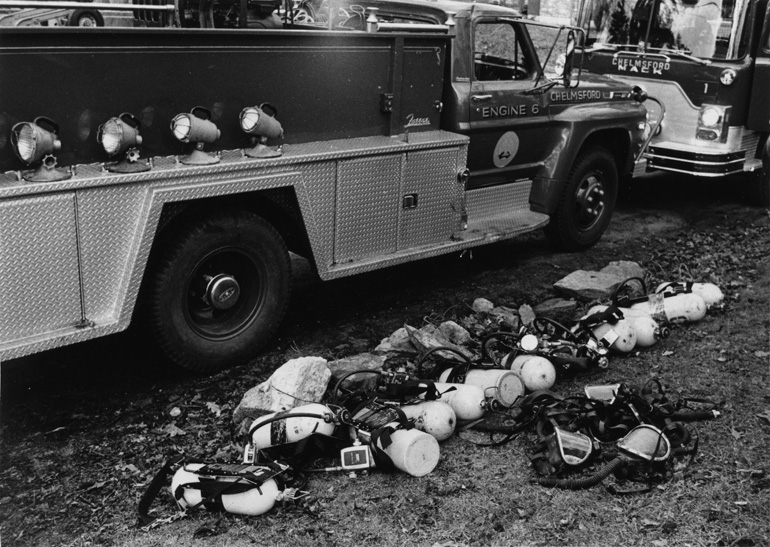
[0,194,82,342]
[0,132,471,360]
[336,155,402,263]
[77,187,148,324]
[465,182,543,235]
[399,148,464,249]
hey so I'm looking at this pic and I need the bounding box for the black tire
[545,146,618,251]
[68,8,104,26]
[146,210,291,373]
[747,166,770,208]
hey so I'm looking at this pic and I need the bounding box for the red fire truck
[573,0,770,205]
[0,0,647,372]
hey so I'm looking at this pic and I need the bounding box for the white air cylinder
[429,382,486,421]
[503,353,535,377]
[250,403,335,450]
[591,319,637,353]
[171,463,279,516]
[631,292,707,323]
[400,400,456,441]
[656,281,724,309]
[375,425,440,477]
[438,367,525,408]
[627,314,666,348]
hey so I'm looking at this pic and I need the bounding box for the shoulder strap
[137,454,185,527]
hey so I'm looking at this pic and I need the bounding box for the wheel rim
[78,15,98,26]
[573,172,606,232]
[183,247,265,340]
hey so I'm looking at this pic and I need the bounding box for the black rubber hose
[537,457,626,489]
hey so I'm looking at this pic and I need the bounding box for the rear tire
[545,146,618,251]
[146,210,291,373]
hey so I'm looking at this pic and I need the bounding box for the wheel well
[578,129,631,178]
[134,189,312,325]
[154,189,312,259]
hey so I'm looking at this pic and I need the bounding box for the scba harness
[137,456,300,529]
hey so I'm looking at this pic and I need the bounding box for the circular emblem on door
[493,131,519,168]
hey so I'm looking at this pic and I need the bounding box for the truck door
[747,0,770,132]
[466,16,551,190]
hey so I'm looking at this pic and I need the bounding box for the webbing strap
[137,454,185,527]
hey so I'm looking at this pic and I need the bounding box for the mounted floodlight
[170,106,221,165]
[11,117,71,182]
[98,112,151,173]
[239,103,283,159]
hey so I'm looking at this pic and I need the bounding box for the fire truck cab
[574,0,770,205]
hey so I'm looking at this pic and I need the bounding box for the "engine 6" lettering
[480,104,528,118]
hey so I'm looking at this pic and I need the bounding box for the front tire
[747,164,770,208]
[545,146,618,251]
[68,8,104,26]
[146,210,291,373]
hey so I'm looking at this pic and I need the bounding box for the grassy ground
[1,176,769,547]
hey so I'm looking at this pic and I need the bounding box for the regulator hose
[536,457,626,490]
[416,345,474,379]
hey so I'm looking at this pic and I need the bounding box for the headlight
[699,107,722,128]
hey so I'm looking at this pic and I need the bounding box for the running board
[322,182,548,280]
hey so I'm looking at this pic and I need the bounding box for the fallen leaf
[162,424,187,437]
[756,411,770,425]
[206,402,221,417]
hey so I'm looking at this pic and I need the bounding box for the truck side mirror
[562,30,576,88]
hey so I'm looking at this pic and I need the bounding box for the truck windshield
[576,0,751,60]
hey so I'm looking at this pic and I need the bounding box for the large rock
[232,356,331,428]
[437,320,473,347]
[489,306,519,330]
[600,261,646,283]
[375,327,417,355]
[327,353,386,393]
[553,270,625,301]
[534,298,580,325]
[472,298,495,314]
[406,324,474,361]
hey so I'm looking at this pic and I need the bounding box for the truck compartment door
[0,194,83,346]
